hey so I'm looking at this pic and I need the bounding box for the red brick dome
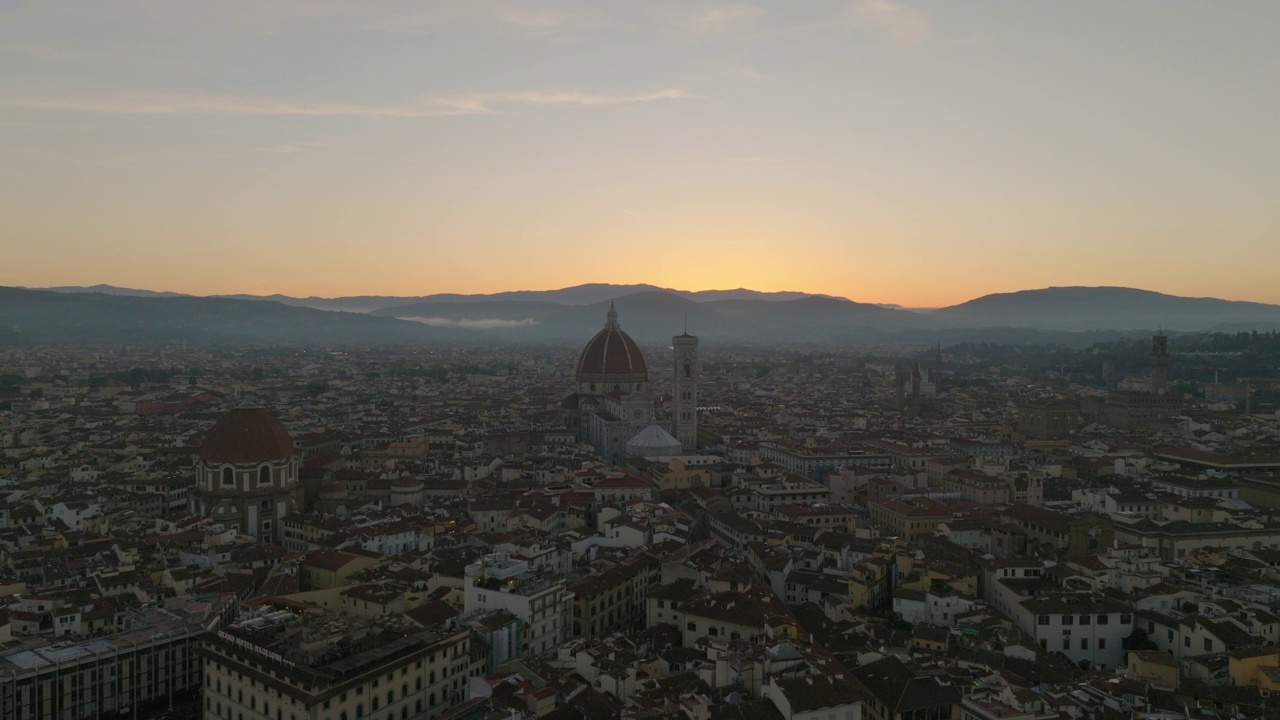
[576,302,647,381]
[200,407,295,465]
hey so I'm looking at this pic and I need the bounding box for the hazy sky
[2,1,1277,306]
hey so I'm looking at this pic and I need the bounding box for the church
[560,302,699,464]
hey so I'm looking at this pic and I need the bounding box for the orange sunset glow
[2,2,1278,307]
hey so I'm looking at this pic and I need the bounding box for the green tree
[1122,627,1158,652]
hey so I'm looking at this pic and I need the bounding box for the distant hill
[931,286,1280,332]
[0,287,472,346]
[37,284,190,299]
[216,283,845,312]
[36,283,844,311]
[377,290,931,344]
[16,282,1280,345]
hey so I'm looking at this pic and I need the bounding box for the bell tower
[672,328,699,451]
[1151,331,1170,394]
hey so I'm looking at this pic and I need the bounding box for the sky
[1,1,1278,308]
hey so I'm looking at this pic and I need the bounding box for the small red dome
[576,303,647,380]
[201,407,295,465]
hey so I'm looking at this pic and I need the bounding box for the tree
[1122,627,1158,652]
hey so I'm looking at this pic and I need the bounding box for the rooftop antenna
[684,314,688,335]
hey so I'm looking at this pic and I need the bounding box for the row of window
[1039,637,1107,651]
[219,465,279,487]
[1037,613,1131,626]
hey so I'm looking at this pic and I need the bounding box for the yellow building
[1128,650,1179,690]
[300,549,380,590]
[202,608,483,720]
[1229,649,1280,689]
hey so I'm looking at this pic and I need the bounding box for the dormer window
[221,467,234,487]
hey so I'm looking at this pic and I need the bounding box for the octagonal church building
[189,406,299,542]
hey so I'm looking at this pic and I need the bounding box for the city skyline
[3,1,1278,306]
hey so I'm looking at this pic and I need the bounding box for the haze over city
[3,1,1279,306]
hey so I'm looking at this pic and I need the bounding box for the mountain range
[5,283,1280,346]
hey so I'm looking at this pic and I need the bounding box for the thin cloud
[251,141,325,154]
[365,1,610,37]
[654,3,765,42]
[722,64,774,85]
[0,89,692,118]
[848,0,931,48]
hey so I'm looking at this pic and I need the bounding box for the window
[1184,636,1191,647]
[259,466,272,485]
[1080,638,1088,650]
[1097,614,1109,625]
[1204,638,1213,652]
[221,467,234,486]
[1061,615,1073,626]
[1098,638,1106,649]
[1079,615,1090,625]
[1062,639,1070,650]
[1120,614,1132,624]
[1037,615,1050,626]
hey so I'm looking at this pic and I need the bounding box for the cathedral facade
[561,302,698,464]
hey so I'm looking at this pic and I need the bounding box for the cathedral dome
[200,407,295,465]
[576,302,648,385]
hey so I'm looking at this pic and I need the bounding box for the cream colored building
[202,608,483,720]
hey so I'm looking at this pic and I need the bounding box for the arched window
[341,713,348,720]
[372,697,379,711]
[683,363,691,378]
[259,465,271,485]
[221,467,234,486]
[357,704,364,718]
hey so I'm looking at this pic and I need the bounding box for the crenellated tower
[1151,331,1170,394]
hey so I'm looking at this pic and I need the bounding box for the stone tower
[1150,332,1170,394]
[672,329,699,451]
